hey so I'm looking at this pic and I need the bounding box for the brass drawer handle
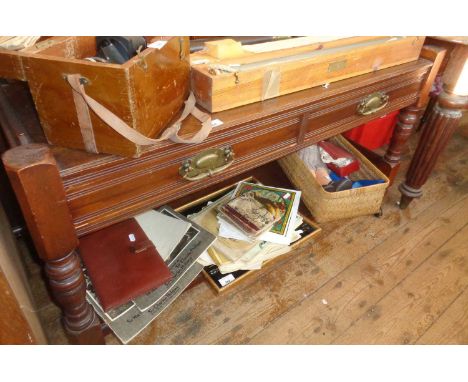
[179,146,235,181]
[357,92,389,116]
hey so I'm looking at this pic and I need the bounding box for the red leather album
[79,218,172,312]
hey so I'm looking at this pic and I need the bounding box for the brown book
[79,218,172,312]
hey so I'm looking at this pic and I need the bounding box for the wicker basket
[278,135,389,222]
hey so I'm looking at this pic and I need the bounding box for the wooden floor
[28,123,468,345]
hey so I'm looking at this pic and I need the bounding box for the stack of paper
[84,206,216,344]
[191,181,302,274]
[135,209,192,261]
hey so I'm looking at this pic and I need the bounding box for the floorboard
[333,223,468,344]
[417,287,468,344]
[249,194,467,344]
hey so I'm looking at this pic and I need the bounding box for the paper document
[135,210,191,261]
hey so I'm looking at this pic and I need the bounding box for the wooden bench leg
[2,144,105,344]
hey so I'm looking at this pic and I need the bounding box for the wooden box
[190,36,425,112]
[0,36,190,157]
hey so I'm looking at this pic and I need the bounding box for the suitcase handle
[66,74,213,154]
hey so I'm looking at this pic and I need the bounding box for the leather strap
[66,74,212,152]
[69,76,99,153]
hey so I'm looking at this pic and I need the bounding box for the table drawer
[301,72,424,144]
[68,113,302,235]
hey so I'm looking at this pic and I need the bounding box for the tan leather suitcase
[0,36,191,157]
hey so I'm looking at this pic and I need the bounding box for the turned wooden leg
[377,105,423,184]
[44,250,103,343]
[2,144,105,344]
[383,105,423,174]
[399,91,468,209]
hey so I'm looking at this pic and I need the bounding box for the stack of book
[190,181,304,279]
[79,206,216,344]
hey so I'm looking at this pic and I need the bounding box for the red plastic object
[344,110,400,150]
[318,141,360,177]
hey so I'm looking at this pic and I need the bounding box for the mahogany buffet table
[2,56,440,344]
